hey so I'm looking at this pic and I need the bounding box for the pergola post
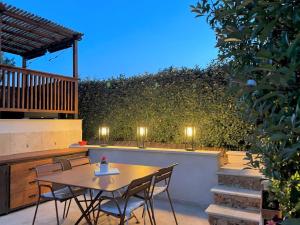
[22,57,27,68]
[0,5,3,64]
[73,40,78,117]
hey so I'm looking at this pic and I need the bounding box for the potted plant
[261,188,282,225]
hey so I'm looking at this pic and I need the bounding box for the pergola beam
[2,35,39,49]
[3,42,32,52]
[2,9,75,37]
[0,3,83,59]
[2,27,48,45]
[1,46,23,55]
[2,20,61,41]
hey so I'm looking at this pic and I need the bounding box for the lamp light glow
[99,126,109,146]
[137,126,148,148]
[184,126,196,151]
[100,127,109,136]
[139,127,146,137]
[185,127,194,137]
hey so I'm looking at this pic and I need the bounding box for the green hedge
[79,66,250,150]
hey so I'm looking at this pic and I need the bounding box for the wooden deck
[0,64,78,114]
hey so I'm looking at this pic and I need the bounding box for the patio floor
[0,199,209,225]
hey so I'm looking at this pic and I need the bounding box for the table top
[36,163,160,192]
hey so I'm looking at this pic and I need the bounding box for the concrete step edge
[211,185,261,199]
[217,168,264,178]
[205,204,261,223]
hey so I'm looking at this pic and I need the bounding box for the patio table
[36,162,160,225]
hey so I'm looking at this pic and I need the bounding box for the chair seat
[41,186,84,201]
[100,197,145,217]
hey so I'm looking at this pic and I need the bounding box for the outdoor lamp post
[184,126,196,151]
[99,126,109,146]
[137,126,147,148]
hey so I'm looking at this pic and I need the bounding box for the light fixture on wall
[184,126,196,151]
[99,126,109,146]
[137,126,147,148]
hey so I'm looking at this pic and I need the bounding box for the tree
[0,52,15,66]
[192,0,300,219]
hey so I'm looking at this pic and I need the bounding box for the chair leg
[141,202,146,218]
[62,201,67,219]
[65,199,72,218]
[132,212,140,224]
[95,203,101,225]
[89,189,95,220]
[120,215,126,225]
[146,201,154,225]
[166,190,178,225]
[149,198,156,225]
[32,196,41,225]
[83,193,91,221]
[54,200,60,225]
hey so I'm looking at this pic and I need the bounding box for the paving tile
[0,199,209,225]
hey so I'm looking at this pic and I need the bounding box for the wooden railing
[0,64,78,114]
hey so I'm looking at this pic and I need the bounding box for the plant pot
[79,140,87,146]
[261,190,282,223]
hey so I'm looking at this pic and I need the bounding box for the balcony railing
[0,64,78,114]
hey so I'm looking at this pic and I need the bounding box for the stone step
[211,185,261,211]
[217,168,263,191]
[206,204,261,225]
[218,166,263,177]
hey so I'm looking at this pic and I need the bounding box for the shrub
[79,66,250,150]
[192,0,300,218]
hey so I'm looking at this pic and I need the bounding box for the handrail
[0,64,78,81]
[0,64,78,114]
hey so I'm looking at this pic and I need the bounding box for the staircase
[206,160,263,225]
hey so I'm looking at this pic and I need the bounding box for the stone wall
[0,119,82,156]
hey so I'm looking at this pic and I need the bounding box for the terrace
[0,3,82,116]
[1,1,295,225]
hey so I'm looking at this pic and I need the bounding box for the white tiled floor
[0,199,209,225]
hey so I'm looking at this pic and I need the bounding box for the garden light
[99,126,109,146]
[184,126,196,151]
[137,126,147,148]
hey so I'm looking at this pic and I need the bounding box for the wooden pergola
[0,2,83,115]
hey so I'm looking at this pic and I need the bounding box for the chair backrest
[154,163,178,188]
[124,172,156,200]
[35,162,63,177]
[35,162,64,190]
[65,156,90,169]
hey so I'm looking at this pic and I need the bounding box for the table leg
[67,186,102,225]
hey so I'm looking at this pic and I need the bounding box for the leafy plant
[192,0,300,218]
[79,66,250,150]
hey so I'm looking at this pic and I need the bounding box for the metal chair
[65,156,91,169]
[140,164,179,225]
[32,162,84,225]
[95,172,157,225]
[60,158,90,218]
[65,156,95,219]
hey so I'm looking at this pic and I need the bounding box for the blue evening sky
[4,0,218,79]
